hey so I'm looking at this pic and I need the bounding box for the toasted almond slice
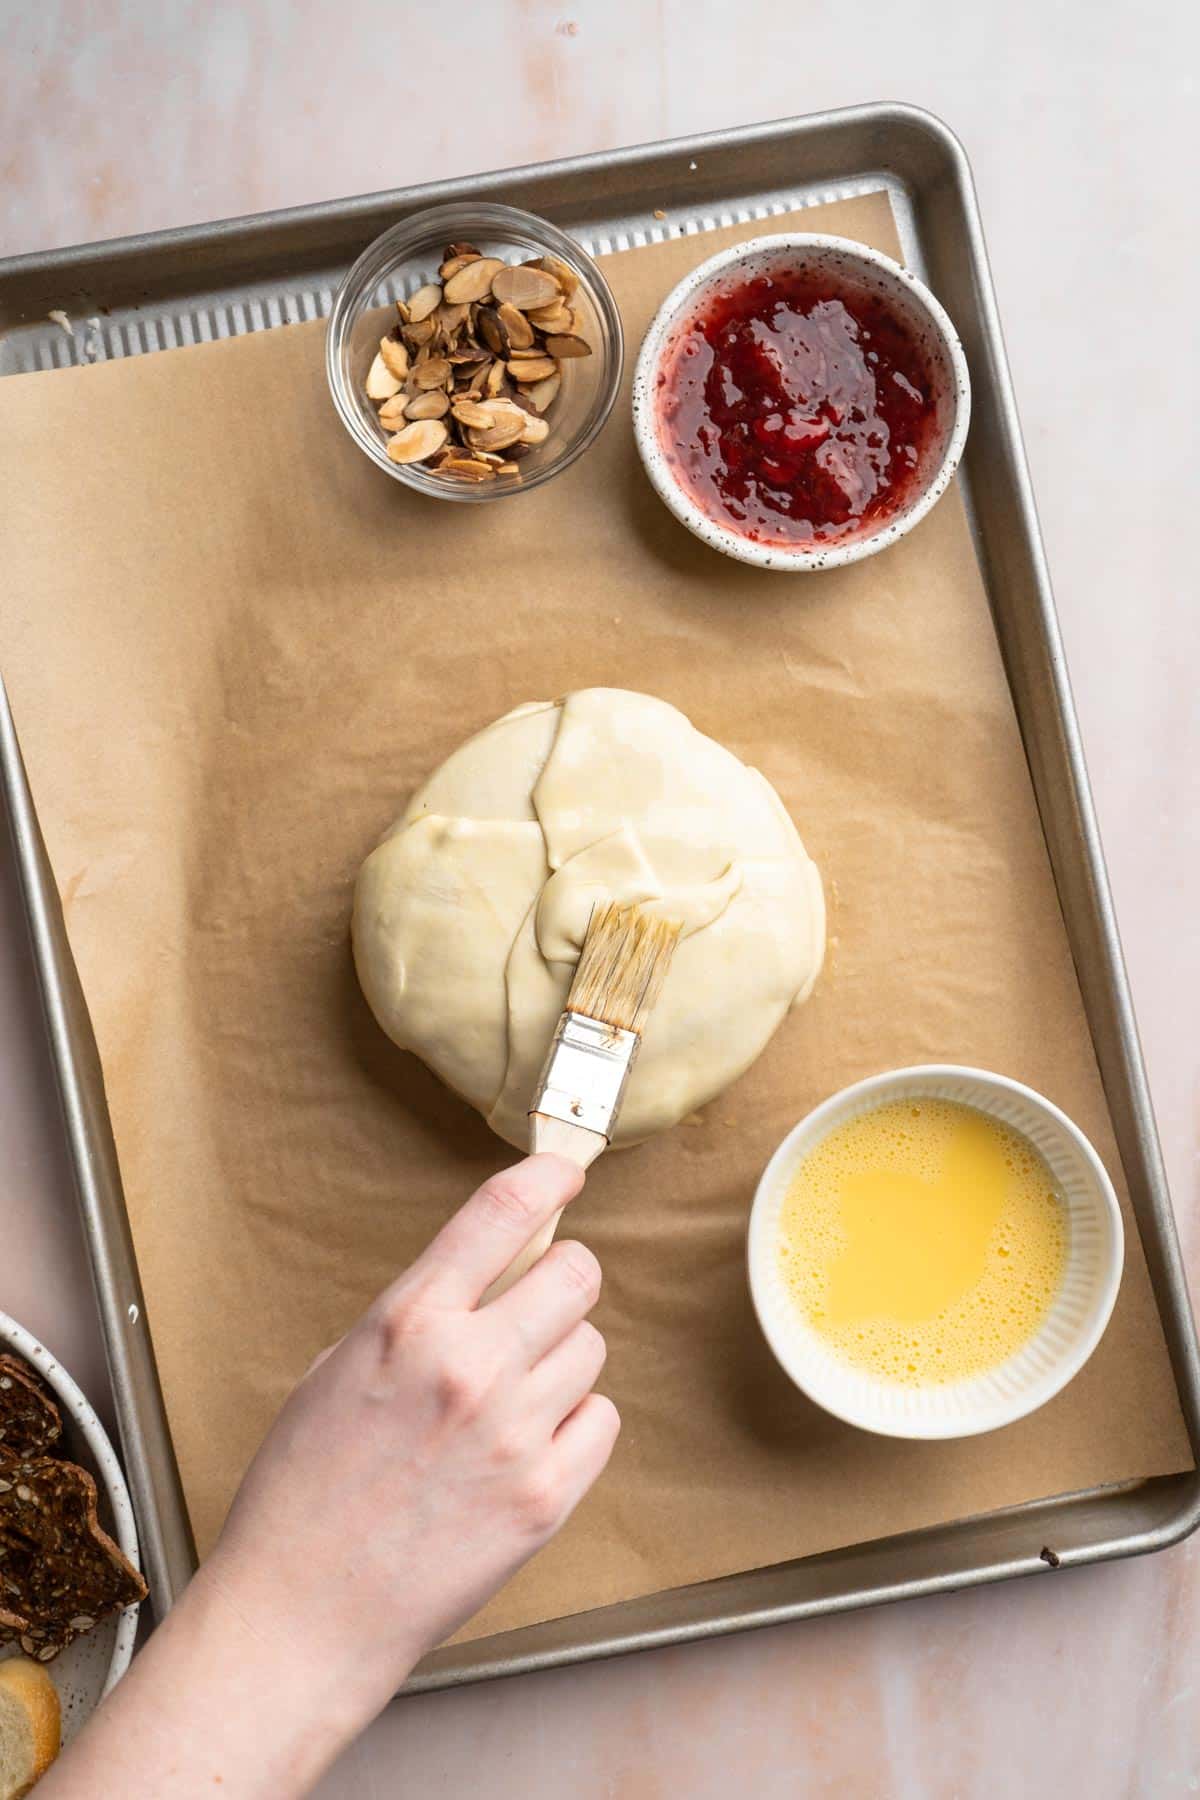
[506,347,545,360]
[535,253,579,299]
[544,333,592,359]
[464,360,493,399]
[496,302,534,349]
[467,416,526,453]
[379,334,410,380]
[377,393,411,430]
[526,301,574,332]
[476,307,508,357]
[445,241,481,260]
[435,300,470,336]
[491,265,561,310]
[507,355,558,383]
[366,351,403,400]
[448,346,489,365]
[413,355,452,390]
[439,455,497,481]
[484,358,508,398]
[404,317,436,348]
[497,460,521,475]
[439,253,480,281]
[443,256,506,305]
[451,399,497,429]
[519,412,551,445]
[406,283,444,324]
[405,390,450,419]
[386,419,449,463]
[524,370,561,412]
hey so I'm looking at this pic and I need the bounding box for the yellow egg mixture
[778,1099,1068,1384]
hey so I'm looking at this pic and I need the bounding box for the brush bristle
[566,902,682,1037]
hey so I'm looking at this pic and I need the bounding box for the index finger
[407,1154,586,1308]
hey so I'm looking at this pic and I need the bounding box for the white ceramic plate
[631,232,971,572]
[747,1066,1125,1438]
[0,1312,143,1742]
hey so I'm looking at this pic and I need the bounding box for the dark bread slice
[0,1456,146,1659]
[0,1358,61,1460]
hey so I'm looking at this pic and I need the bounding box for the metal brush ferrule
[530,1012,641,1141]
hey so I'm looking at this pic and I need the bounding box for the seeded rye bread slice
[0,1357,61,1459]
[0,1456,147,1658]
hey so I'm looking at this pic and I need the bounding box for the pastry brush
[485,901,680,1300]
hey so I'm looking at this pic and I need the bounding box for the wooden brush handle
[480,1113,606,1304]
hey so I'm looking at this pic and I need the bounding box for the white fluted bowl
[747,1066,1124,1438]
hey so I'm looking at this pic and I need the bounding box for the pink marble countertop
[3,3,1197,1793]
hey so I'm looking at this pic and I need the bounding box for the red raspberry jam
[655,266,940,548]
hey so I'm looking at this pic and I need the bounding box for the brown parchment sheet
[0,192,1190,1647]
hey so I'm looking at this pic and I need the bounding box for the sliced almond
[464,360,493,399]
[496,302,534,349]
[379,334,410,381]
[439,455,497,481]
[476,306,508,357]
[527,302,574,333]
[365,351,403,400]
[405,390,451,420]
[413,356,452,391]
[404,316,436,348]
[467,415,526,453]
[484,358,508,398]
[406,282,444,324]
[395,298,410,325]
[524,370,561,412]
[507,355,558,383]
[445,240,481,260]
[434,300,470,337]
[497,461,521,476]
[544,333,592,359]
[439,253,480,281]
[519,412,550,445]
[444,255,506,304]
[491,265,561,310]
[535,253,579,299]
[377,393,411,430]
[386,419,449,463]
[448,346,489,365]
[451,399,498,429]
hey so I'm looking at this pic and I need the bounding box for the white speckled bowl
[747,1067,1124,1438]
[631,233,971,571]
[0,1312,143,1739]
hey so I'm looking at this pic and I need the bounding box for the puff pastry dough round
[352,689,825,1149]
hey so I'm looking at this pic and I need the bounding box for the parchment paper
[0,193,1190,1647]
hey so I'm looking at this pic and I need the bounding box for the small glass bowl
[326,201,623,501]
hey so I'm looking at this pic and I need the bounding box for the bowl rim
[746,1064,1126,1438]
[0,1310,142,1696]
[325,199,624,502]
[631,231,972,571]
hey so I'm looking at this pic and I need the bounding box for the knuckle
[476,1174,540,1236]
[491,1423,528,1468]
[435,1354,489,1422]
[518,1471,563,1537]
[554,1240,601,1301]
[578,1320,607,1368]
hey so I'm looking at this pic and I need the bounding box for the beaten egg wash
[778,1100,1068,1384]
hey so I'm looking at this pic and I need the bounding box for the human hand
[40,1154,617,1799]
[209,1151,617,1707]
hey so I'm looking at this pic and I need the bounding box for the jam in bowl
[632,234,970,571]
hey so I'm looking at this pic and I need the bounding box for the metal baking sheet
[2,103,1198,1692]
